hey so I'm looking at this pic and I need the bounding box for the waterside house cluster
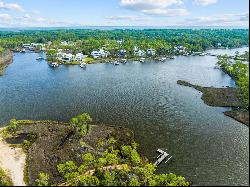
[18,40,211,65]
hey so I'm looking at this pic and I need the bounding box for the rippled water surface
[0,47,249,185]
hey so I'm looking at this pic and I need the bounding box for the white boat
[36,57,44,60]
[199,52,207,56]
[160,57,167,61]
[48,62,59,68]
[114,61,120,65]
[80,62,86,68]
[139,58,145,62]
[20,49,26,53]
[121,59,127,63]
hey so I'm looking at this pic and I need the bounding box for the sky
[0,0,249,28]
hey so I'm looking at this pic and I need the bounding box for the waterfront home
[146,49,156,56]
[117,49,127,57]
[75,53,87,61]
[91,49,110,59]
[174,46,187,54]
[22,44,31,48]
[62,53,74,63]
[134,49,146,57]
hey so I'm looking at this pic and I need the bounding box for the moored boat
[114,61,120,65]
[160,57,167,62]
[121,59,127,63]
[36,57,44,60]
[80,62,87,68]
[48,62,59,68]
[139,58,145,62]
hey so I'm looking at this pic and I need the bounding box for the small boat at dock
[159,57,167,62]
[48,62,59,68]
[80,62,87,68]
[114,61,120,65]
[121,59,127,63]
[199,52,207,56]
[139,58,145,62]
[36,57,44,60]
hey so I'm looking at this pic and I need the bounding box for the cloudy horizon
[0,0,249,28]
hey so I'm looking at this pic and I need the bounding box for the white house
[91,49,109,59]
[74,53,85,61]
[134,49,146,57]
[174,46,187,54]
[22,44,31,48]
[146,49,156,56]
[62,53,74,62]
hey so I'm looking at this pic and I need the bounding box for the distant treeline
[0,29,249,53]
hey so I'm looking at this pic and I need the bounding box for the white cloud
[0,1,85,27]
[183,12,249,26]
[0,13,12,23]
[120,0,188,17]
[105,15,150,22]
[142,8,189,16]
[194,0,217,6]
[0,14,85,27]
[121,0,184,10]
[0,1,24,12]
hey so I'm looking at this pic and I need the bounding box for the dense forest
[0,29,249,55]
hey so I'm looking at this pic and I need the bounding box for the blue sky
[0,0,249,27]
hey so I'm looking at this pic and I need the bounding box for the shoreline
[177,80,249,126]
[0,50,13,76]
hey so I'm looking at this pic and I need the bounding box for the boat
[199,52,207,56]
[20,49,26,53]
[121,59,127,63]
[36,57,44,60]
[160,57,167,62]
[80,62,87,68]
[139,58,145,62]
[113,61,120,65]
[48,62,59,68]
[169,56,175,59]
[154,149,172,166]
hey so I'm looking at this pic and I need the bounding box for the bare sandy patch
[0,129,26,186]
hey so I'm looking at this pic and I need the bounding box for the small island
[0,113,190,186]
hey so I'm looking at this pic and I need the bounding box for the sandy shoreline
[0,128,26,186]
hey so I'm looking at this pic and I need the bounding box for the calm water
[0,47,249,185]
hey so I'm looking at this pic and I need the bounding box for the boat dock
[154,149,172,166]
